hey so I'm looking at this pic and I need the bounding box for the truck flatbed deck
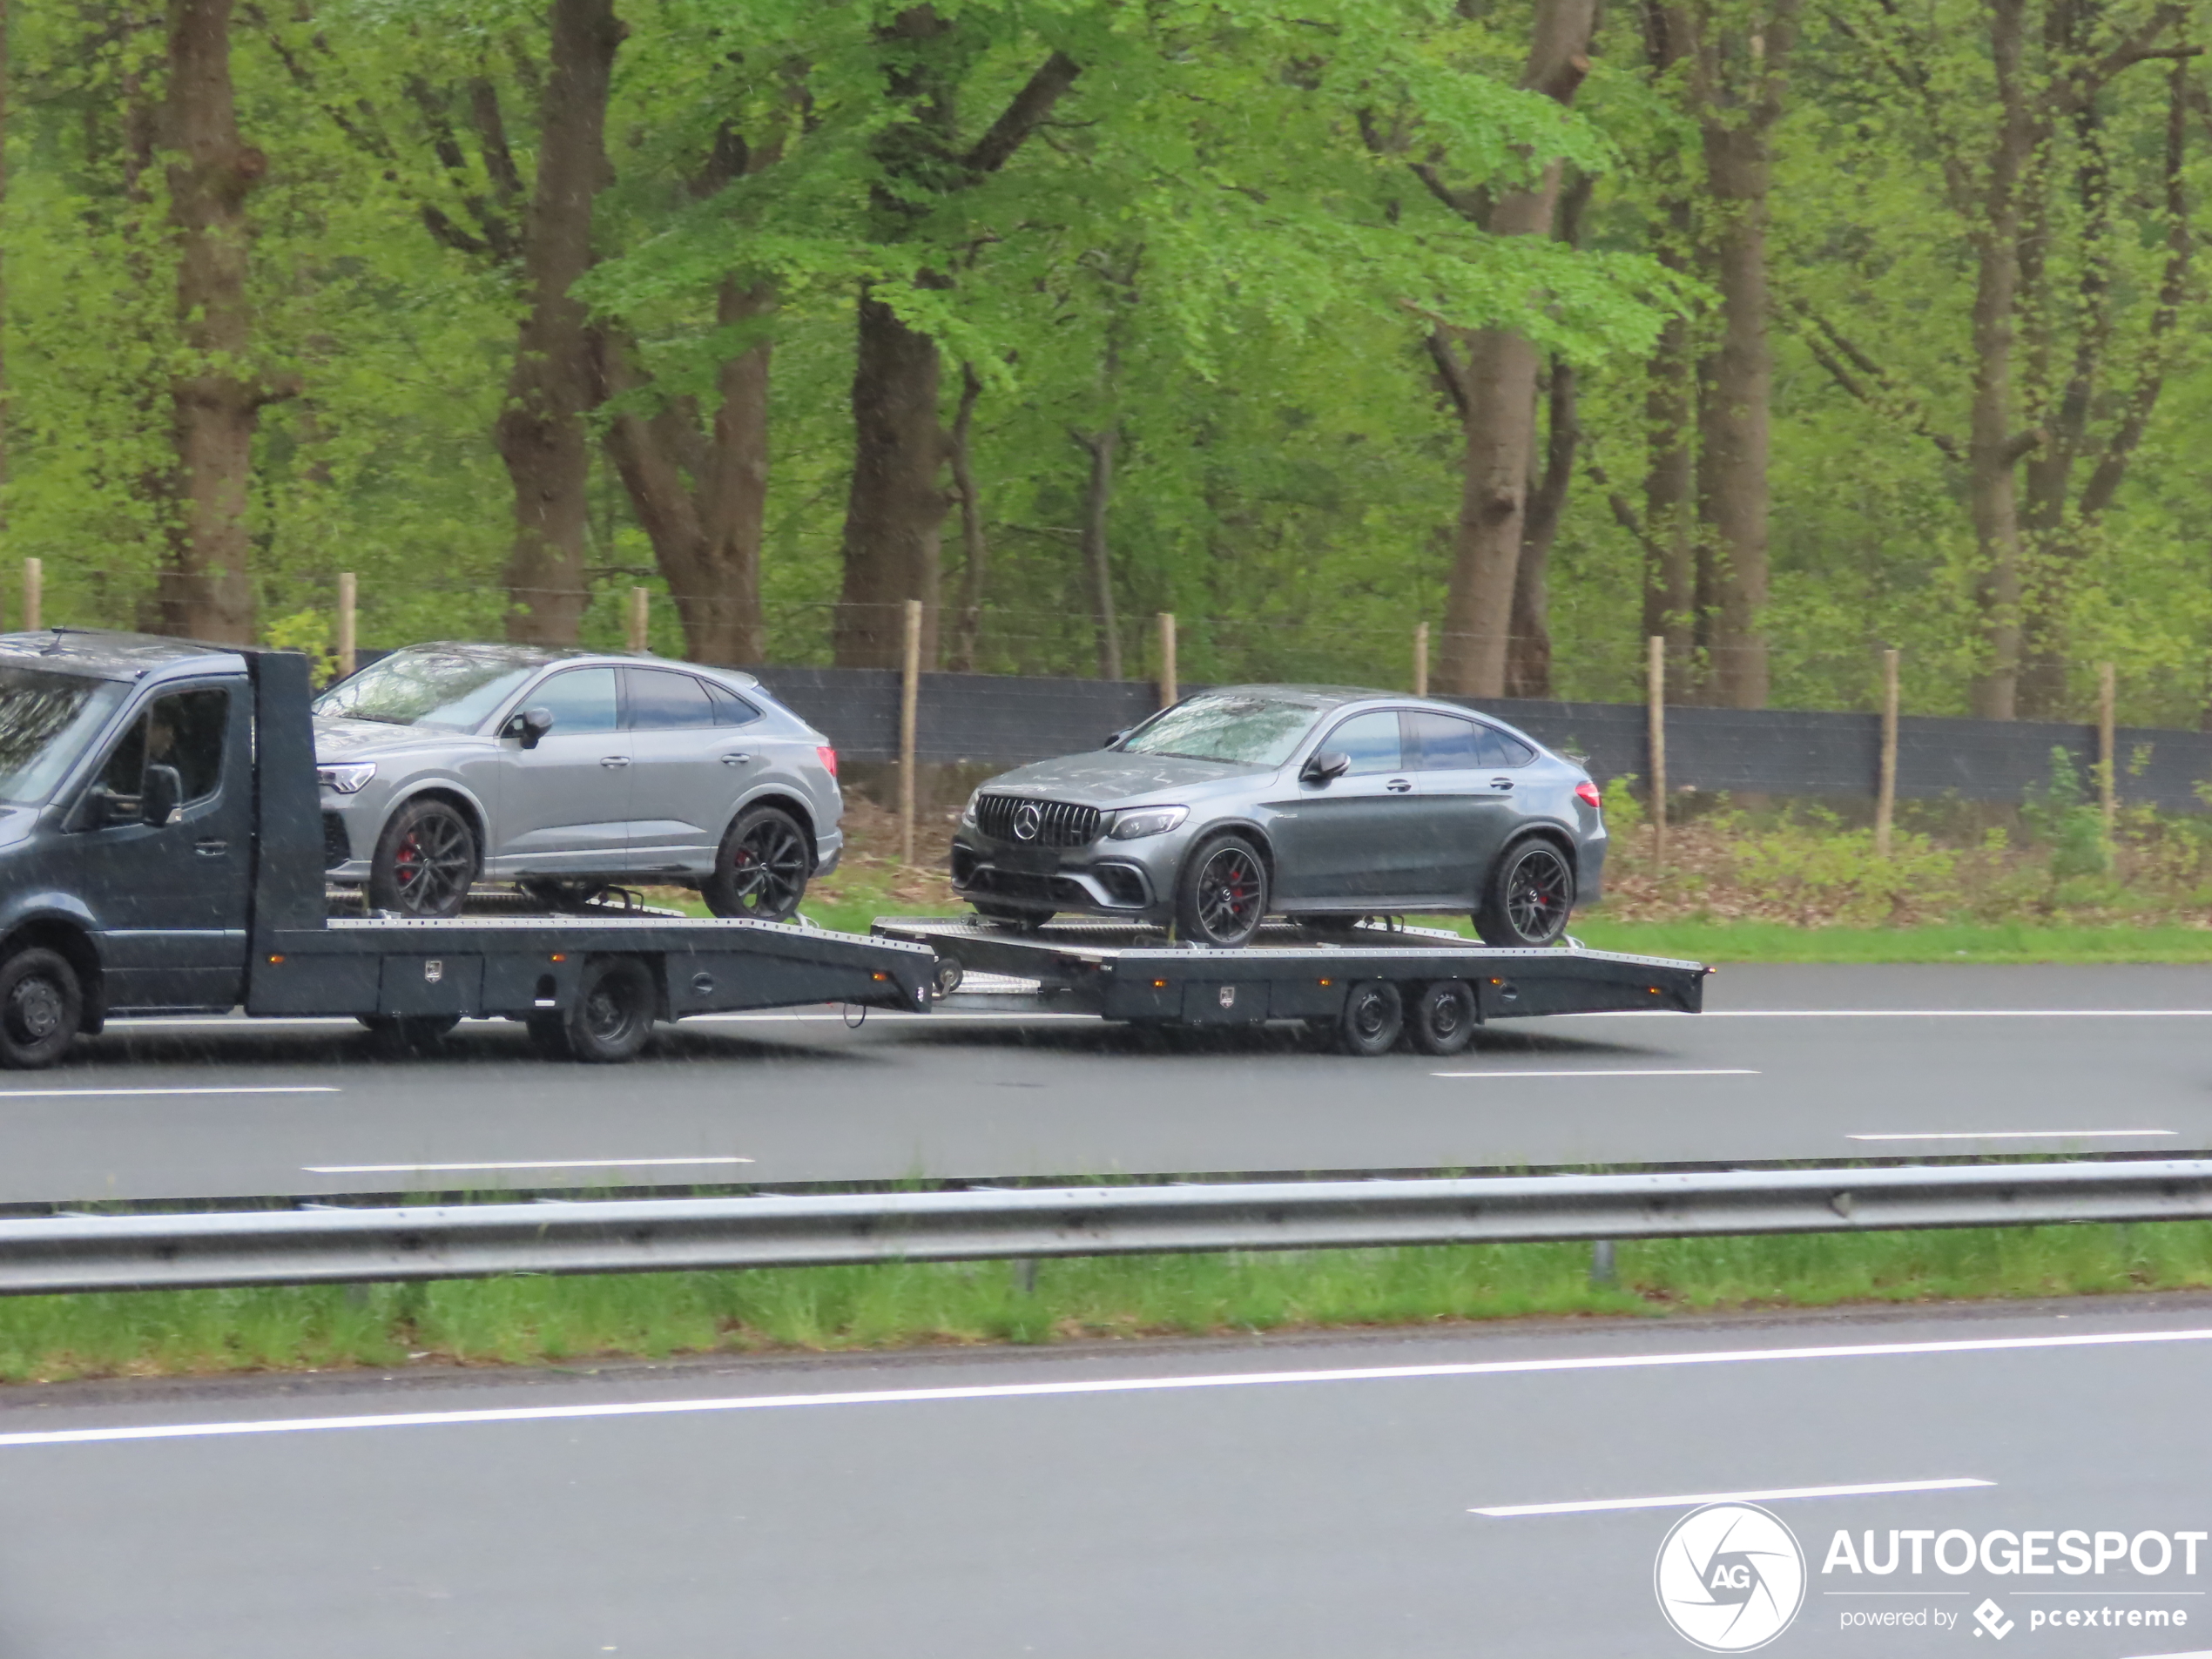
[870,917,1706,1055]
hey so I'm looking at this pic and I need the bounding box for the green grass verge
[11,1224,2212,1386]
[1568,918,2212,964]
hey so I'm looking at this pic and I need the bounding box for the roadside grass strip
[11,1221,2212,1385]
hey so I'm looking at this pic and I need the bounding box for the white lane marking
[1431,1068,1758,1080]
[1849,1130,2177,1142]
[0,1086,341,1099]
[1568,1009,2212,1018]
[1473,1476,1993,1517]
[5,1325,2209,1451]
[300,1156,755,1174]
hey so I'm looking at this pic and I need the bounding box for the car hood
[313,715,481,762]
[979,751,1277,806]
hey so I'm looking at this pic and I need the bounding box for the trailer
[870,916,1706,1055]
[0,637,933,1068]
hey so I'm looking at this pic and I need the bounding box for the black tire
[0,948,81,1069]
[1408,980,1478,1056]
[1175,834,1269,948]
[1336,980,1403,1057]
[972,900,1052,929]
[357,1013,462,1054]
[1474,839,1576,948]
[563,955,658,1063]
[368,797,480,919]
[704,806,811,921]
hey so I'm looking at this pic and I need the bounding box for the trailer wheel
[1337,980,1404,1056]
[1408,980,1478,1056]
[1474,840,1575,948]
[0,948,81,1069]
[564,955,658,1062]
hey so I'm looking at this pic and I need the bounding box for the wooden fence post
[1876,648,1899,859]
[336,572,358,678]
[1413,622,1429,698]
[1157,612,1177,708]
[900,597,923,867]
[1647,635,1667,873]
[23,558,41,633]
[627,587,651,653]
[2098,661,2117,833]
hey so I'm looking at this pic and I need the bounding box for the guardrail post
[336,571,357,679]
[900,597,923,867]
[1589,1238,1617,1286]
[1157,611,1177,708]
[627,586,651,654]
[23,556,40,632]
[2098,661,2117,833]
[1876,647,1899,858]
[1413,622,1429,698]
[1646,635,1667,873]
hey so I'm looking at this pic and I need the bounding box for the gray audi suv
[314,643,841,919]
[949,685,1604,948]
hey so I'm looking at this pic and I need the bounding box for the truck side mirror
[141,764,182,827]
[1300,750,1352,786]
[505,707,555,750]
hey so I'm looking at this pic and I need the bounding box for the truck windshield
[1119,693,1326,766]
[0,666,130,806]
[314,649,542,732]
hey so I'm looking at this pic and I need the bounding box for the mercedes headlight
[317,762,377,794]
[961,790,980,828]
[1108,806,1188,840]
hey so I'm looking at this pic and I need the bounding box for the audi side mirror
[505,707,555,749]
[1300,750,1352,786]
[141,764,182,827]
[1103,729,1129,749]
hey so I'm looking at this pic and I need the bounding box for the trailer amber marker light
[550,953,566,962]
[1318,978,1332,987]
[1152,978,1169,988]
[872,972,890,981]
[266,954,284,964]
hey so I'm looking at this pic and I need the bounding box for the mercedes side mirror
[1103,728,1130,750]
[141,764,182,827]
[505,707,555,749]
[1300,750,1352,786]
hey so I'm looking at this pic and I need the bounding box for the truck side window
[92,690,228,810]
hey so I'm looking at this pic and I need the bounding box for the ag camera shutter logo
[1655,1503,1807,1652]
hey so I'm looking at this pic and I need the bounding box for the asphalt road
[6,964,2212,1204]
[3,1295,2210,1656]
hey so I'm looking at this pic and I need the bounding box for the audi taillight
[1575,780,1602,811]
[816,745,839,779]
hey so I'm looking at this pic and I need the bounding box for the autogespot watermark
[1656,1513,2207,1648]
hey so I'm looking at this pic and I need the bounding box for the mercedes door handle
[599,756,631,769]
[1386,778,1413,793]
[720,752,754,765]
[194,839,228,856]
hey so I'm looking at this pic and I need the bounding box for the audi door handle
[194,839,228,856]
[720,752,754,765]
[1386,778,1413,793]
[1490,777,1514,791]
[600,756,631,769]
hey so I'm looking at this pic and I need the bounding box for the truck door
[67,682,252,1009]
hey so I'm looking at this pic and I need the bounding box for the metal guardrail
[7,1160,2212,1295]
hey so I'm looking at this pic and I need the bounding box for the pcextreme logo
[1656,1503,1809,1652]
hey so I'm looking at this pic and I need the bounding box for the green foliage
[2022,747,2114,883]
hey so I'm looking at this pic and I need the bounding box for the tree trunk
[0,0,10,573]
[159,0,267,644]
[1507,359,1577,698]
[495,0,620,646]
[833,287,948,667]
[1435,0,1596,698]
[1695,9,1789,711]
[946,362,989,672]
[1076,428,1121,679]
[1641,3,1698,691]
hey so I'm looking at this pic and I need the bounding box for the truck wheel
[564,955,658,1062]
[358,1014,461,1054]
[704,806,810,921]
[369,799,479,919]
[1474,840,1575,948]
[0,948,81,1069]
[1337,980,1403,1056]
[1176,834,1269,948]
[1409,980,1478,1056]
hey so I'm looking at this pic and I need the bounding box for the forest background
[3,0,2210,731]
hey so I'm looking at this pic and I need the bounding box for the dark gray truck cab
[0,631,933,1066]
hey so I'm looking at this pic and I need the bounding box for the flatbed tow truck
[871,917,1707,1055]
[0,636,933,1067]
